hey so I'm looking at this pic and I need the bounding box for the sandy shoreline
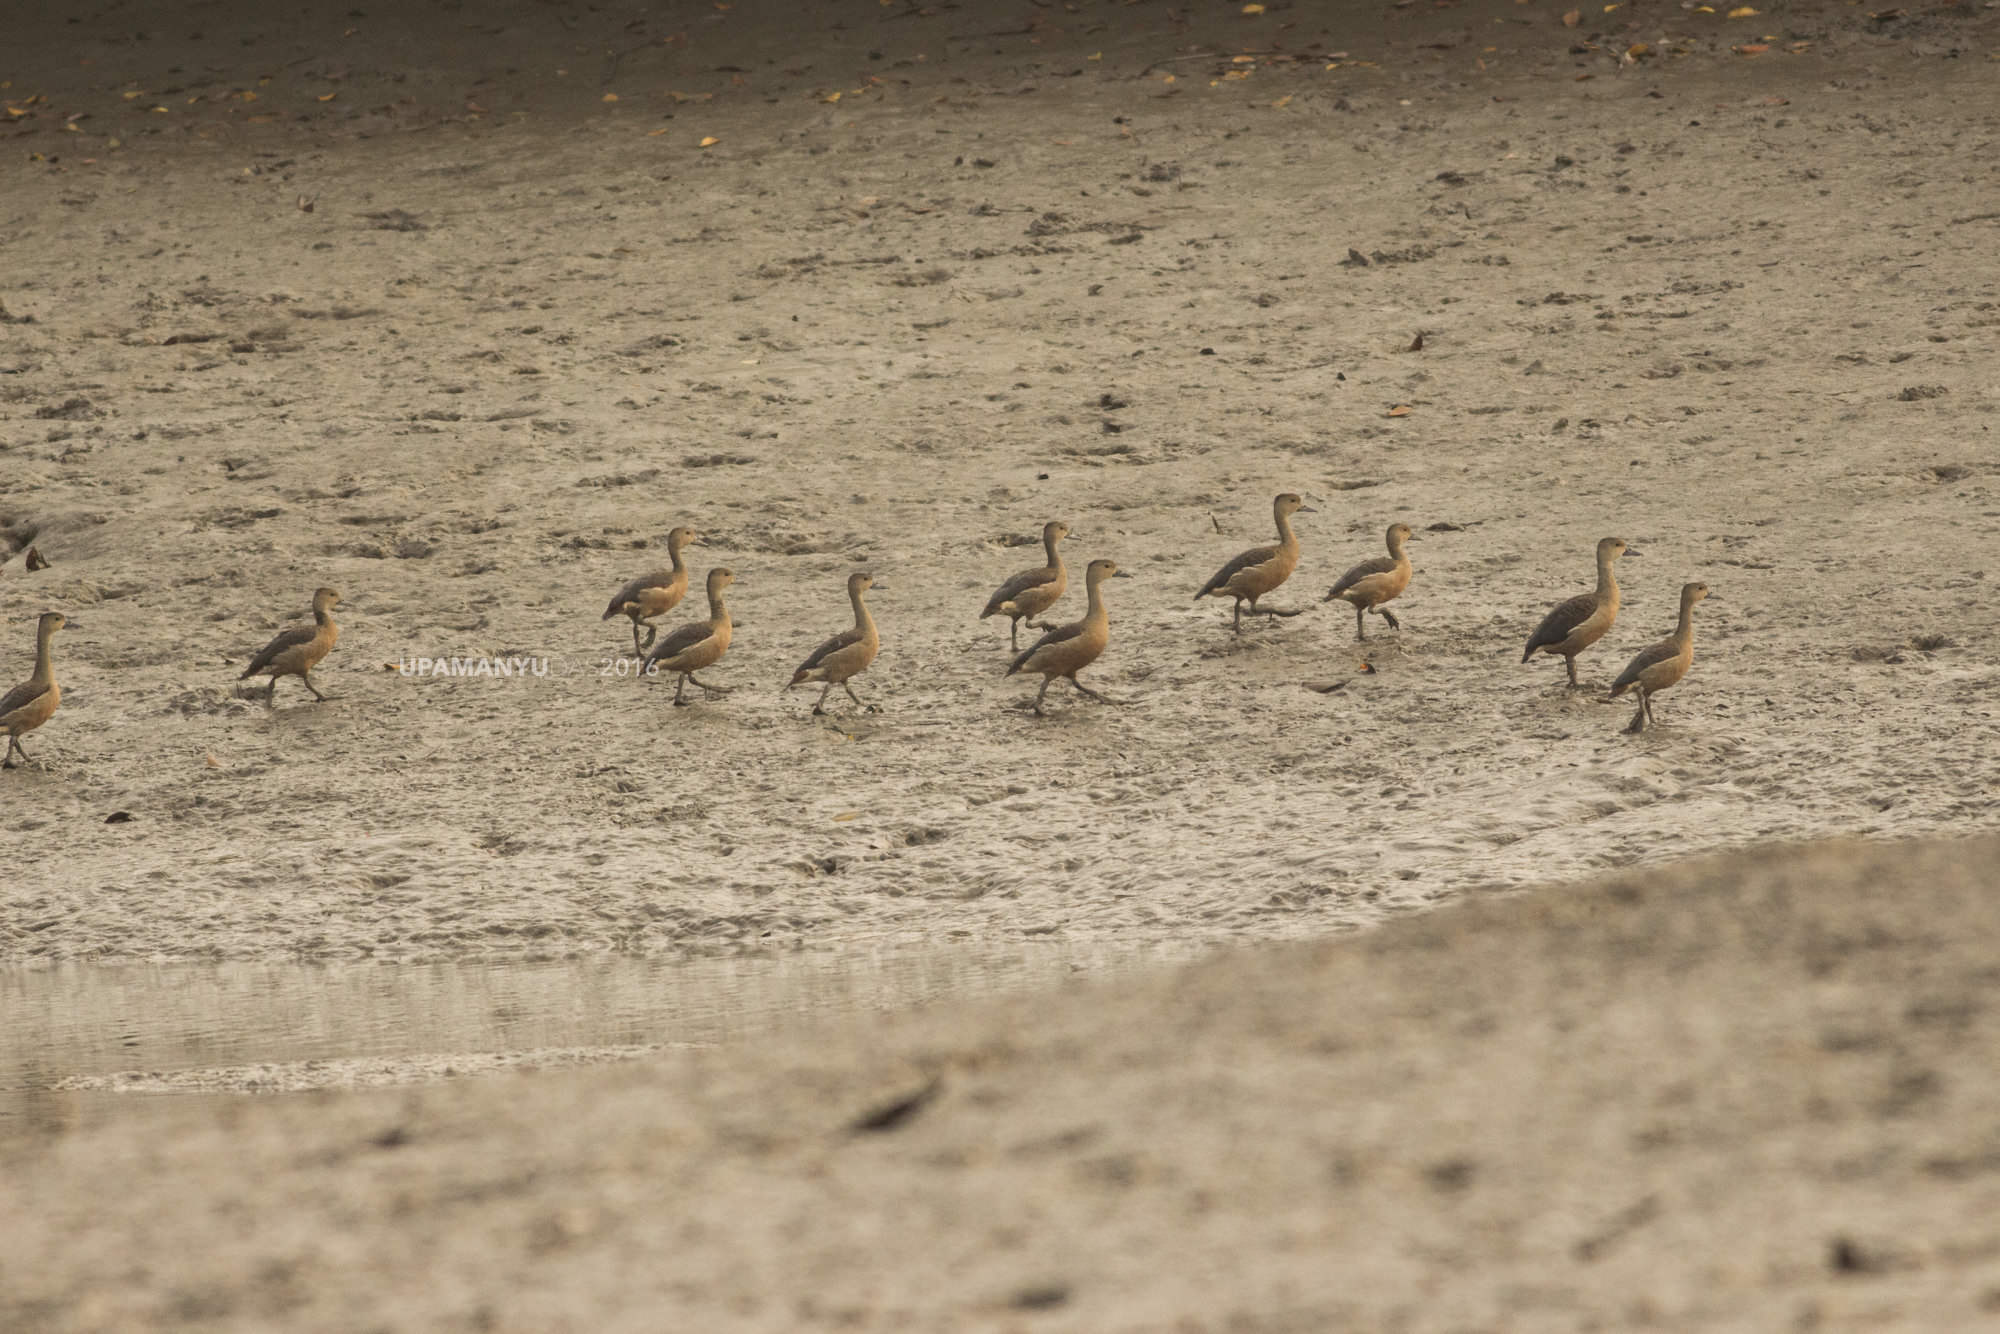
[7,835,1999,1330]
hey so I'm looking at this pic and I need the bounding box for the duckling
[1523,537,1627,687]
[604,526,699,655]
[1195,492,1314,633]
[1611,581,1710,733]
[1324,522,1415,640]
[981,520,1069,650]
[641,567,735,706]
[1007,558,1128,716]
[240,587,341,703]
[787,572,881,716]
[1,611,65,770]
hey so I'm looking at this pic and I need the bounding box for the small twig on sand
[1139,50,1297,74]
[1242,356,1342,378]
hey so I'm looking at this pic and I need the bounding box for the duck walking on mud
[1324,522,1415,640]
[642,567,735,706]
[1007,558,1128,716]
[1523,537,1627,687]
[603,526,699,656]
[981,520,1069,650]
[1195,492,1314,633]
[241,587,341,703]
[1611,581,1710,733]
[787,571,881,716]
[2,611,65,770]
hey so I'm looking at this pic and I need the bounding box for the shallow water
[0,942,1186,1143]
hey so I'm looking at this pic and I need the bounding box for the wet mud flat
[1,0,1993,971]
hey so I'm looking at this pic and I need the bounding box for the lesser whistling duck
[240,587,341,703]
[1523,537,1628,687]
[981,520,1070,650]
[1324,522,1415,640]
[1,611,65,769]
[1611,580,1710,733]
[604,525,699,655]
[1007,557,1128,716]
[641,567,735,706]
[787,571,881,716]
[1195,492,1314,633]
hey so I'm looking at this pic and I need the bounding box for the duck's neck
[709,591,730,624]
[313,605,337,635]
[1044,531,1065,570]
[1274,509,1298,553]
[668,542,689,576]
[1673,596,1698,644]
[1084,574,1110,621]
[1594,552,1619,601]
[1387,530,1409,565]
[850,587,875,638]
[33,624,57,682]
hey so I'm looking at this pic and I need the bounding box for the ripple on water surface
[0,941,1190,1141]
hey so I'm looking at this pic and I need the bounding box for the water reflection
[0,941,1189,1141]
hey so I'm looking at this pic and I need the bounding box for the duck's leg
[1564,655,1579,688]
[630,620,645,656]
[1355,604,1368,640]
[303,672,329,702]
[1069,676,1118,705]
[1231,599,1244,634]
[1032,677,1053,716]
[1379,607,1400,631]
[1625,689,1649,734]
[843,681,876,713]
[1010,617,1021,650]
[672,673,690,706]
[813,681,833,715]
[687,672,733,696]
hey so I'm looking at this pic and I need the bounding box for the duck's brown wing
[1327,555,1395,599]
[981,567,1055,618]
[1523,593,1597,660]
[241,625,313,677]
[0,678,50,720]
[1196,543,1277,599]
[604,571,672,620]
[1612,640,1677,692]
[794,627,861,677]
[1006,619,1086,675]
[642,619,716,669]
